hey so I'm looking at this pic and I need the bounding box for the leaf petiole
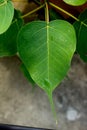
[22,3,45,19]
[49,2,79,21]
[45,2,49,23]
[49,2,87,27]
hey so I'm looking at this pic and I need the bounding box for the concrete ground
[0,55,87,130]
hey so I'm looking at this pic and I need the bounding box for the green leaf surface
[17,20,76,94]
[74,9,87,62]
[18,20,76,119]
[63,0,87,6]
[0,10,23,57]
[20,63,35,85]
[0,0,14,34]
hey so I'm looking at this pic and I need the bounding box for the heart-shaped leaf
[17,20,76,118]
[0,0,14,34]
[0,10,23,57]
[17,20,76,94]
[74,9,87,62]
[63,0,87,6]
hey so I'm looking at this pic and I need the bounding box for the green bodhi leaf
[0,10,23,57]
[0,0,14,34]
[17,20,76,119]
[63,0,87,6]
[17,20,76,93]
[74,9,87,62]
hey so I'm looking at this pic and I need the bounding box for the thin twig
[49,2,79,21]
[22,3,45,19]
[45,2,49,23]
[49,2,87,27]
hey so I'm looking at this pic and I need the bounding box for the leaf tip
[56,119,58,125]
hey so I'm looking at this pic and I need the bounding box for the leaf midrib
[47,25,50,81]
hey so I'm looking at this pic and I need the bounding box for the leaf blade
[63,0,87,6]
[0,0,14,34]
[74,9,87,62]
[0,10,23,57]
[17,20,76,93]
